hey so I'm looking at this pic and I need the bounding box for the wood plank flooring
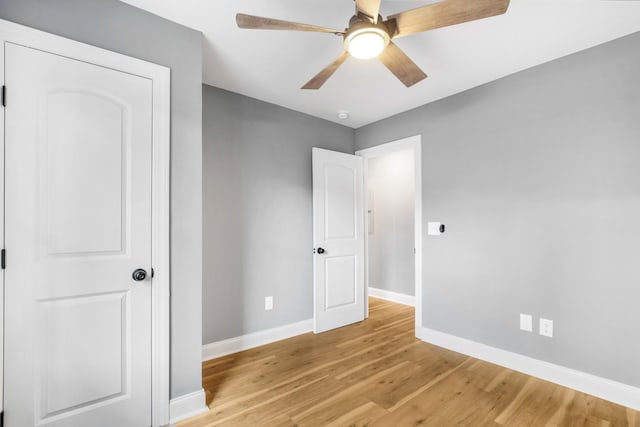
[180,298,640,426]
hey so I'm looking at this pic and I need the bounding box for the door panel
[39,292,128,416]
[325,165,356,239]
[312,148,365,333]
[46,91,126,255]
[4,42,152,427]
[325,255,357,309]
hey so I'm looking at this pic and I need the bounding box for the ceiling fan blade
[236,13,344,34]
[355,0,382,23]
[378,42,427,87]
[302,51,351,90]
[386,0,510,38]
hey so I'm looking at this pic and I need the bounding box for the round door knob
[132,268,147,281]
[317,247,326,254]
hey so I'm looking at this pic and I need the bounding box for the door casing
[0,19,171,426]
[356,135,423,335]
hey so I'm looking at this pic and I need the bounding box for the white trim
[150,40,172,427]
[169,389,209,425]
[202,319,313,361]
[420,327,640,411]
[362,158,370,320]
[356,135,423,336]
[0,24,5,417]
[0,19,171,426]
[368,287,415,307]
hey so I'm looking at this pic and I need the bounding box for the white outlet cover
[519,314,533,332]
[265,296,273,311]
[539,318,553,337]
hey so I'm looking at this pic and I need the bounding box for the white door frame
[355,135,423,335]
[0,19,171,426]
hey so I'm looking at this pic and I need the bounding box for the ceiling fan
[236,0,510,89]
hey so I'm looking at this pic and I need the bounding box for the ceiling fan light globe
[345,28,389,59]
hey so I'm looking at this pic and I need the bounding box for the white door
[312,148,365,333]
[3,42,153,427]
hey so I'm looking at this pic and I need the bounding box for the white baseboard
[169,389,208,424]
[419,327,640,411]
[202,319,313,361]
[368,287,415,307]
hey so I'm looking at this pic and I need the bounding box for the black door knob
[132,268,147,281]
[317,247,326,254]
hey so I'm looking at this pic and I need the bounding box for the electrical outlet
[519,314,533,332]
[539,318,553,337]
[265,296,273,311]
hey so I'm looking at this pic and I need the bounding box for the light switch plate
[265,296,273,311]
[427,222,442,236]
[539,318,553,337]
[520,314,533,332]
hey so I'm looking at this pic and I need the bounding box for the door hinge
[1,85,5,107]
[1,249,6,269]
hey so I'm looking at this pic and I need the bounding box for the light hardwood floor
[181,298,640,426]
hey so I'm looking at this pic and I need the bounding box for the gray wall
[203,85,354,344]
[367,150,415,296]
[0,0,204,398]
[355,32,640,387]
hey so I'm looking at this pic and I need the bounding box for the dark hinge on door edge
[1,85,5,107]
[1,249,5,269]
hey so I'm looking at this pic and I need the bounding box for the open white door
[312,148,365,333]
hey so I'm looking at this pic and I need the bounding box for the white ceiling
[121,0,640,128]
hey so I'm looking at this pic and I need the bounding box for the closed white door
[4,42,153,426]
[312,148,365,333]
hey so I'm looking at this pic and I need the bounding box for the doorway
[356,135,423,335]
